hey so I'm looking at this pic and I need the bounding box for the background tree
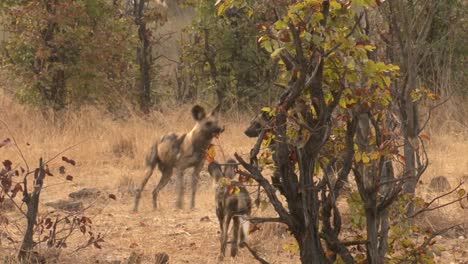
[1,0,138,112]
[176,0,277,109]
[131,0,168,113]
[379,0,464,213]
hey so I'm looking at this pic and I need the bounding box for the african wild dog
[133,104,223,212]
[208,159,252,259]
[244,110,271,138]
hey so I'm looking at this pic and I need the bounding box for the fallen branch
[242,241,269,264]
[247,217,285,224]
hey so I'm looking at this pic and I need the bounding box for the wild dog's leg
[231,216,240,257]
[219,212,233,260]
[175,169,185,209]
[152,166,173,210]
[190,163,203,209]
[133,143,158,213]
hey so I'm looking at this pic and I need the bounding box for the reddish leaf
[249,224,260,234]
[108,194,116,200]
[20,167,25,174]
[81,216,92,224]
[2,160,12,171]
[94,242,102,249]
[11,183,23,198]
[62,156,76,166]
[59,166,66,174]
[14,170,19,176]
[0,138,11,148]
[80,225,86,234]
[66,175,73,181]
[45,166,54,176]
[45,218,52,227]
[129,242,139,248]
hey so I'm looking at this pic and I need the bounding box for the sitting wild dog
[133,104,223,212]
[208,159,252,260]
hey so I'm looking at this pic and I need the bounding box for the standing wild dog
[133,104,223,212]
[208,159,252,259]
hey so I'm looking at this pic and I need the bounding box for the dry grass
[0,92,467,263]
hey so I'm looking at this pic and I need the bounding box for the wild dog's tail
[237,190,252,245]
[133,142,160,212]
[240,215,250,244]
[146,142,159,169]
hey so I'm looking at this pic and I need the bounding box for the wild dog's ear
[191,105,206,121]
[210,104,222,116]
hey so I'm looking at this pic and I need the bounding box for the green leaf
[262,40,273,53]
[271,47,285,58]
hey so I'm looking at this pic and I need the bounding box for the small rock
[200,216,211,222]
[45,200,83,212]
[126,252,142,264]
[154,252,169,264]
[69,188,101,199]
[0,199,15,211]
[458,236,465,240]
[428,176,451,192]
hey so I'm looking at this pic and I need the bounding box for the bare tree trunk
[35,0,67,111]
[18,159,46,261]
[383,0,439,214]
[134,0,153,114]
[203,28,225,107]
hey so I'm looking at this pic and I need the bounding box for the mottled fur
[208,160,251,259]
[133,105,223,212]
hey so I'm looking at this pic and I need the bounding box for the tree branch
[408,182,466,218]
[234,153,296,229]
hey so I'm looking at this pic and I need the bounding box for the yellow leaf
[362,153,370,164]
[370,151,379,160]
[228,185,240,195]
[205,144,216,162]
[260,200,269,211]
[355,151,362,162]
[457,188,466,198]
[364,45,376,51]
[324,92,333,105]
[339,97,347,109]
[282,240,299,254]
